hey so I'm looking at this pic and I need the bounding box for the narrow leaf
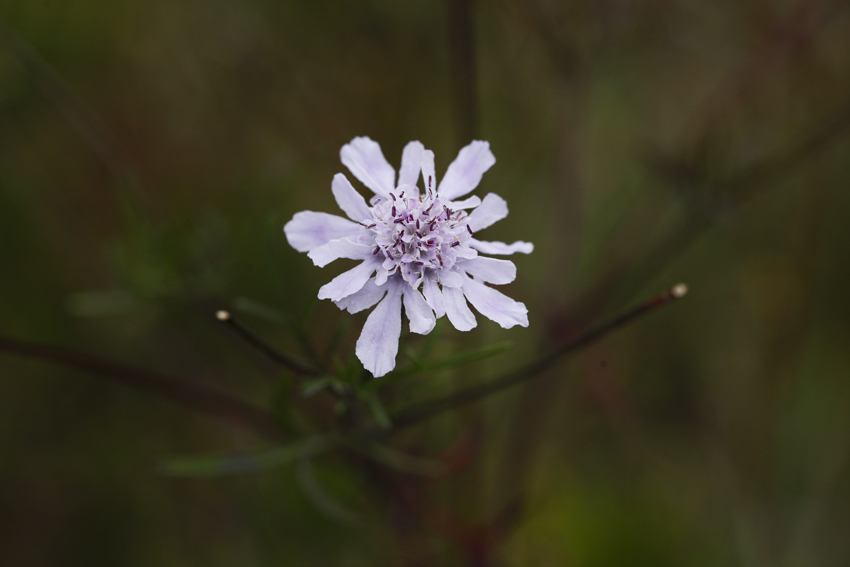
[158,435,334,478]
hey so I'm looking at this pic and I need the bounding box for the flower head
[285,137,533,377]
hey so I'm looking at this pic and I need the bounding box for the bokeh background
[1,0,850,565]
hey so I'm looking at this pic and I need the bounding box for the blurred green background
[1,0,850,565]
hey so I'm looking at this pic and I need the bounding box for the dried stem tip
[671,283,688,298]
[215,310,231,321]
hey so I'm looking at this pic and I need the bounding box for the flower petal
[449,195,482,210]
[466,193,508,232]
[340,137,395,198]
[307,237,373,268]
[455,245,478,260]
[422,274,446,318]
[398,141,424,188]
[443,286,477,331]
[439,270,464,288]
[334,277,387,313]
[331,173,372,222]
[468,238,534,255]
[460,274,528,329]
[317,257,380,301]
[458,257,516,284]
[420,149,436,196]
[284,211,361,252]
[403,288,436,335]
[437,141,496,201]
[356,280,404,377]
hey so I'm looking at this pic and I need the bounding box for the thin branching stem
[392,283,689,430]
[216,310,322,377]
[0,335,280,439]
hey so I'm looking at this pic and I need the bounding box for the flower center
[365,186,472,289]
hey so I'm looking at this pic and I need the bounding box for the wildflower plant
[285,137,534,377]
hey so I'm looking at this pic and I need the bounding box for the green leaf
[158,435,335,478]
[302,376,348,398]
[363,392,392,430]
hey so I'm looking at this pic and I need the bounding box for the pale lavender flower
[284,137,533,377]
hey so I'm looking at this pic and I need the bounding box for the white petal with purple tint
[449,195,482,210]
[461,274,528,329]
[308,237,373,268]
[317,257,380,301]
[466,193,508,232]
[420,149,436,195]
[437,141,496,201]
[468,238,534,255]
[458,257,516,284]
[356,280,404,377]
[403,288,436,335]
[340,137,395,198]
[422,275,446,318]
[331,173,372,221]
[334,277,387,314]
[443,286,477,331]
[439,270,464,288]
[398,141,424,189]
[284,211,361,252]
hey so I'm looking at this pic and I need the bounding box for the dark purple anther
[451,240,460,247]
[373,246,380,255]
[467,225,473,235]
[416,219,420,229]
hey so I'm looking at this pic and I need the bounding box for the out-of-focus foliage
[1,0,849,565]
